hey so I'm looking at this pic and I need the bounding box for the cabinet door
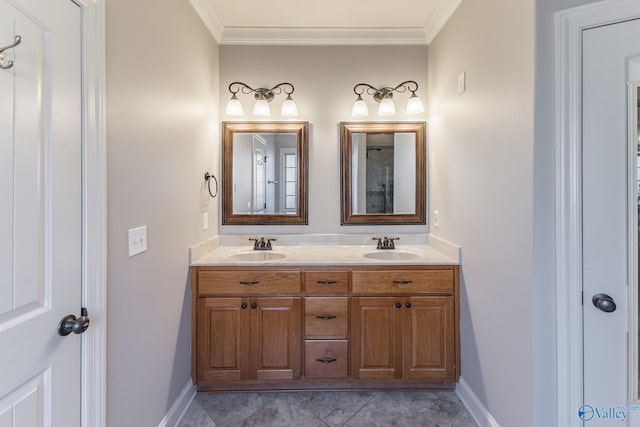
[250,297,301,380]
[351,297,403,380]
[404,296,455,380]
[197,298,251,382]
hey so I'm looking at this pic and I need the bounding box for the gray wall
[105,0,219,424]
[428,0,536,426]
[219,45,428,235]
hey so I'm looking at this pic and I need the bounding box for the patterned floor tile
[179,400,217,427]
[183,391,477,427]
[298,391,378,426]
[196,392,277,427]
[239,395,328,427]
[343,395,433,427]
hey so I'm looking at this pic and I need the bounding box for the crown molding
[219,27,428,45]
[424,0,463,44]
[188,0,464,45]
[188,0,223,42]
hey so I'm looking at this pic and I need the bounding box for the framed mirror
[340,122,426,225]
[222,122,309,225]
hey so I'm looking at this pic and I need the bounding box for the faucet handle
[372,237,383,248]
[249,237,261,249]
[265,238,276,250]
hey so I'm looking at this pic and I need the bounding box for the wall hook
[0,35,22,70]
[204,172,218,198]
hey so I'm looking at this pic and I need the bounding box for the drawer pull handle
[317,280,337,285]
[239,281,259,286]
[316,358,337,364]
[316,315,337,320]
[393,280,413,285]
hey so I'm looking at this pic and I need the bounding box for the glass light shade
[281,97,299,117]
[377,97,396,116]
[352,98,369,117]
[406,94,424,115]
[225,97,244,116]
[253,98,271,117]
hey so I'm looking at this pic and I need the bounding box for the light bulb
[352,96,369,117]
[225,95,244,116]
[281,95,299,117]
[253,98,271,117]
[406,93,424,115]
[378,97,396,116]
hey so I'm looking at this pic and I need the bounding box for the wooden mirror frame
[222,121,309,225]
[340,121,426,225]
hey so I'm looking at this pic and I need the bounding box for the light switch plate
[128,225,147,257]
[203,213,209,231]
[457,72,466,95]
[433,210,440,227]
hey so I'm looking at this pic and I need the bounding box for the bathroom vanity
[190,240,460,391]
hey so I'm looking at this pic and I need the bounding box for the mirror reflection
[232,132,298,215]
[350,132,416,215]
[341,122,426,225]
[222,122,308,225]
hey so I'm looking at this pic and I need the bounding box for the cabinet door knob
[241,303,247,309]
[395,302,402,309]
[251,303,257,309]
[406,302,412,309]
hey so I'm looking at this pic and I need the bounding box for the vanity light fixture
[225,81,299,118]
[352,80,424,117]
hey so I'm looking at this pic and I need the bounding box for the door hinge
[581,291,584,306]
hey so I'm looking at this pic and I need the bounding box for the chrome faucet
[249,237,276,250]
[372,236,399,250]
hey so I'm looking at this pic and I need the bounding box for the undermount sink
[363,250,421,261]
[229,251,286,261]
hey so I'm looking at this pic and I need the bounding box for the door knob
[592,293,617,313]
[58,308,90,336]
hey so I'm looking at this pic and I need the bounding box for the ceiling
[188,0,463,45]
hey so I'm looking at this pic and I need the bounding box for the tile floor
[179,390,477,427]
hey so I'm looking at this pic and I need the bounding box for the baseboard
[158,379,197,427]
[456,378,500,427]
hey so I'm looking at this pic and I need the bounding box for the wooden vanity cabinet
[192,264,459,390]
[351,268,458,382]
[197,296,301,382]
[302,270,350,380]
[193,269,301,385]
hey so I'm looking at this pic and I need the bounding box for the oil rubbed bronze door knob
[592,293,616,313]
[57,308,90,336]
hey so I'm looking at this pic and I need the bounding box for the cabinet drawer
[304,340,348,379]
[352,269,453,295]
[305,298,348,338]
[305,271,349,295]
[198,270,301,295]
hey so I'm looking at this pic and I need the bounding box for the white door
[582,18,640,424]
[0,0,82,426]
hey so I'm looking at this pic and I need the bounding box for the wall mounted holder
[204,172,218,198]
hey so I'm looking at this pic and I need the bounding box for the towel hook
[204,172,218,198]
[0,35,22,70]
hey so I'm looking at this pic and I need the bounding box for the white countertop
[190,234,460,266]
